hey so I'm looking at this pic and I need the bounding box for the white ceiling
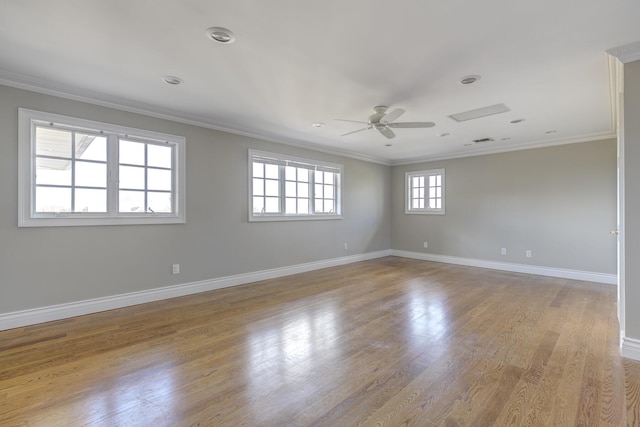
[1,0,639,164]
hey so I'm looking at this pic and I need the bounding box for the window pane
[74,189,106,212]
[285,181,296,196]
[264,197,279,213]
[253,196,265,213]
[412,188,421,199]
[119,190,145,213]
[298,182,309,198]
[326,200,334,213]
[285,198,296,214]
[36,186,71,212]
[265,179,279,197]
[76,161,106,188]
[265,164,279,179]
[429,175,437,186]
[316,172,324,184]
[253,178,264,196]
[285,166,296,180]
[315,183,323,197]
[36,158,71,185]
[419,199,425,209]
[436,175,441,185]
[253,162,264,178]
[119,166,145,190]
[36,127,71,158]
[324,184,334,198]
[147,168,172,191]
[147,192,172,213]
[76,134,106,161]
[147,144,172,168]
[119,140,145,165]
[297,199,309,214]
[435,199,442,209]
[298,168,309,182]
[324,172,334,183]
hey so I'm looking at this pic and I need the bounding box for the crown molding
[0,70,390,166]
[389,131,616,166]
[607,40,640,64]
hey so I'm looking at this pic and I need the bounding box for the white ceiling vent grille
[448,103,510,122]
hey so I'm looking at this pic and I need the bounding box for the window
[249,149,342,221]
[405,169,445,214]
[19,109,186,227]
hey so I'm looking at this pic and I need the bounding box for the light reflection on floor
[244,301,342,421]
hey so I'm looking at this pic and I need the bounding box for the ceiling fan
[336,106,435,139]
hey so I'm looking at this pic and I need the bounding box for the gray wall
[391,141,617,273]
[624,60,640,339]
[0,85,391,313]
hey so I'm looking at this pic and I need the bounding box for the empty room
[1,1,640,425]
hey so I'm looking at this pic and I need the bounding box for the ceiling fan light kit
[337,106,435,139]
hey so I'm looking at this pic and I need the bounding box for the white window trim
[18,108,186,227]
[248,149,343,222]
[405,168,445,215]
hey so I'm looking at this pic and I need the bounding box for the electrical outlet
[423,242,428,248]
[172,264,180,274]
[525,250,532,258]
[501,248,507,255]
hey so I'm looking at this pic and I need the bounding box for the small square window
[405,169,445,215]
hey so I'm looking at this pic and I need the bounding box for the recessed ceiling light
[501,137,511,141]
[510,118,526,124]
[459,75,481,85]
[206,27,236,44]
[464,143,473,146]
[545,129,557,134]
[385,143,393,147]
[162,76,183,85]
[438,132,450,137]
[311,122,325,128]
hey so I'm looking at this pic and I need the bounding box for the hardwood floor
[1,257,639,426]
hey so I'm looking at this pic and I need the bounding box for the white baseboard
[622,337,640,361]
[391,250,617,285]
[0,250,392,331]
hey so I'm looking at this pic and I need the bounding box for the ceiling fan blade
[334,119,369,124]
[342,126,371,136]
[377,126,396,139]
[388,121,436,128]
[381,108,405,123]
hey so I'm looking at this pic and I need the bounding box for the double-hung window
[249,150,342,221]
[18,109,186,227]
[405,168,445,214]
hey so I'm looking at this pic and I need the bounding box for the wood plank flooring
[1,257,639,426]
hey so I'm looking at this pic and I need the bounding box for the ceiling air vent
[448,103,510,122]
[472,137,494,143]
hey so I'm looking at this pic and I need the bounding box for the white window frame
[405,168,445,215]
[18,108,186,227]
[249,149,343,222]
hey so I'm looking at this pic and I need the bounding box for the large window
[249,150,342,221]
[405,169,445,214]
[19,109,186,227]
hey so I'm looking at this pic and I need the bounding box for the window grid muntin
[33,125,108,214]
[117,139,175,214]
